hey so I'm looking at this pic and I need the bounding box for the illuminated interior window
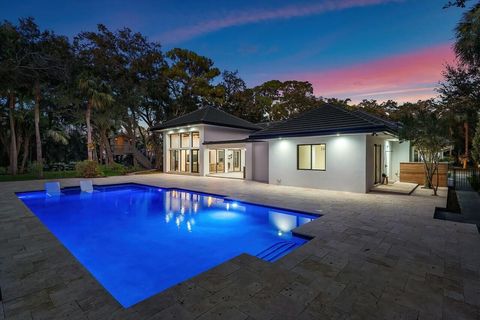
[297,144,326,170]
[181,133,190,148]
[312,144,326,170]
[192,132,200,148]
[170,134,180,148]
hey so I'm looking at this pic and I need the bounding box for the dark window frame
[191,131,200,148]
[297,143,326,171]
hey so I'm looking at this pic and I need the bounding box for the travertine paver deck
[370,181,419,195]
[1,174,479,319]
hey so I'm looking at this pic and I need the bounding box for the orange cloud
[288,43,456,103]
[160,0,400,44]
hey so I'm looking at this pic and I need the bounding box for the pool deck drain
[1,174,479,319]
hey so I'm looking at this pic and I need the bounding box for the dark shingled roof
[249,104,399,139]
[150,106,261,131]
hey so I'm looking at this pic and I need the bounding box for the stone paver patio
[1,174,479,319]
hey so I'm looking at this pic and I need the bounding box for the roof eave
[250,125,398,139]
[150,121,261,132]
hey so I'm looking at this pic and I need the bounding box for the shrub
[0,166,7,175]
[468,174,480,192]
[128,164,144,173]
[76,160,101,178]
[28,161,44,178]
[102,162,128,176]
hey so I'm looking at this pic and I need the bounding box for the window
[170,134,180,148]
[170,150,179,172]
[192,132,200,148]
[298,145,311,170]
[168,131,201,174]
[192,150,199,173]
[297,144,326,170]
[181,133,190,148]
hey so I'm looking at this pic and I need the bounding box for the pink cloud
[286,43,456,103]
[160,0,400,44]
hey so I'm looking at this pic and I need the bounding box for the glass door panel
[216,150,225,173]
[192,150,199,173]
[209,150,217,173]
[180,150,190,173]
[170,150,179,172]
[233,150,241,172]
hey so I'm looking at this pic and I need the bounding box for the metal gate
[449,166,480,191]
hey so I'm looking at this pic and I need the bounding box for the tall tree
[165,48,222,117]
[0,20,27,175]
[472,117,480,164]
[438,64,480,166]
[78,75,113,161]
[399,101,450,195]
[251,80,318,122]
[453,2,480,68]
[17,18,70,176]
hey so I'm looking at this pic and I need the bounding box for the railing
[449,166,480,191]
[113,144,153,169]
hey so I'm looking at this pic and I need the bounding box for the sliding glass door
[170,150,179,172]
[168,131,200,174]
[232,149,241,172]
[180,150,190,172]
[208,149,226,173]
[191,150,199,173]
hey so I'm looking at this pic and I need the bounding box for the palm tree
[78,76,114,161]
[454,3,480,68]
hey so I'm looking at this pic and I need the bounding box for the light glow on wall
[278,139,290,151]
[269,211,297,232]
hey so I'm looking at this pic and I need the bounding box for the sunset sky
[1,0,464,103]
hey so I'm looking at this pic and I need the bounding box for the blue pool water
[17,183,316,307]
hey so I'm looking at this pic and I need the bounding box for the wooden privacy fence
[399,162,448,187]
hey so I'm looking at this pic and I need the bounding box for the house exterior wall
[390,141,411,181]
[203,125,253,142]
[162,124,254,177]
[365,135,386,190]
[268,134,368,193]
[365,136,411,190]
[163,125,205,175]
[252,142,269,183]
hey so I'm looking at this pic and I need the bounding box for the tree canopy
[1,7,480,177]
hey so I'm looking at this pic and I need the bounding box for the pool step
[256,241,300,262]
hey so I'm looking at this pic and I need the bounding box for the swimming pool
[17,183,317,307]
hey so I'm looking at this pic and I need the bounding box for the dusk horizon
[1,0,462,103]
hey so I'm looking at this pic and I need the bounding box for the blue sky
[1,0,465,102]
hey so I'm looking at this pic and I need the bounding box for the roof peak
[150,106,261,131]
[249,103,398,139]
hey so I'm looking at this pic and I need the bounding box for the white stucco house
[150,104,412,193]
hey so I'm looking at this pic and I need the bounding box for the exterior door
[180,149,190,173]
[208,149,225,173]
[216,150,225,173]
[374,144,382,184]
[232,150,241,172]
[191,150,199,173]
[170,150,179,172]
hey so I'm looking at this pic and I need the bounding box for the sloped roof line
[249,104,399,139]
[150,106,261,131]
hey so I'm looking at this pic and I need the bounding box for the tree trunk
[464,121,469,169]
[20,136,30,174]
[8,93,18,175]
[102,130,114,165]
[98,140,105,165]
[34,81,44,177]
[86,101,93,161]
